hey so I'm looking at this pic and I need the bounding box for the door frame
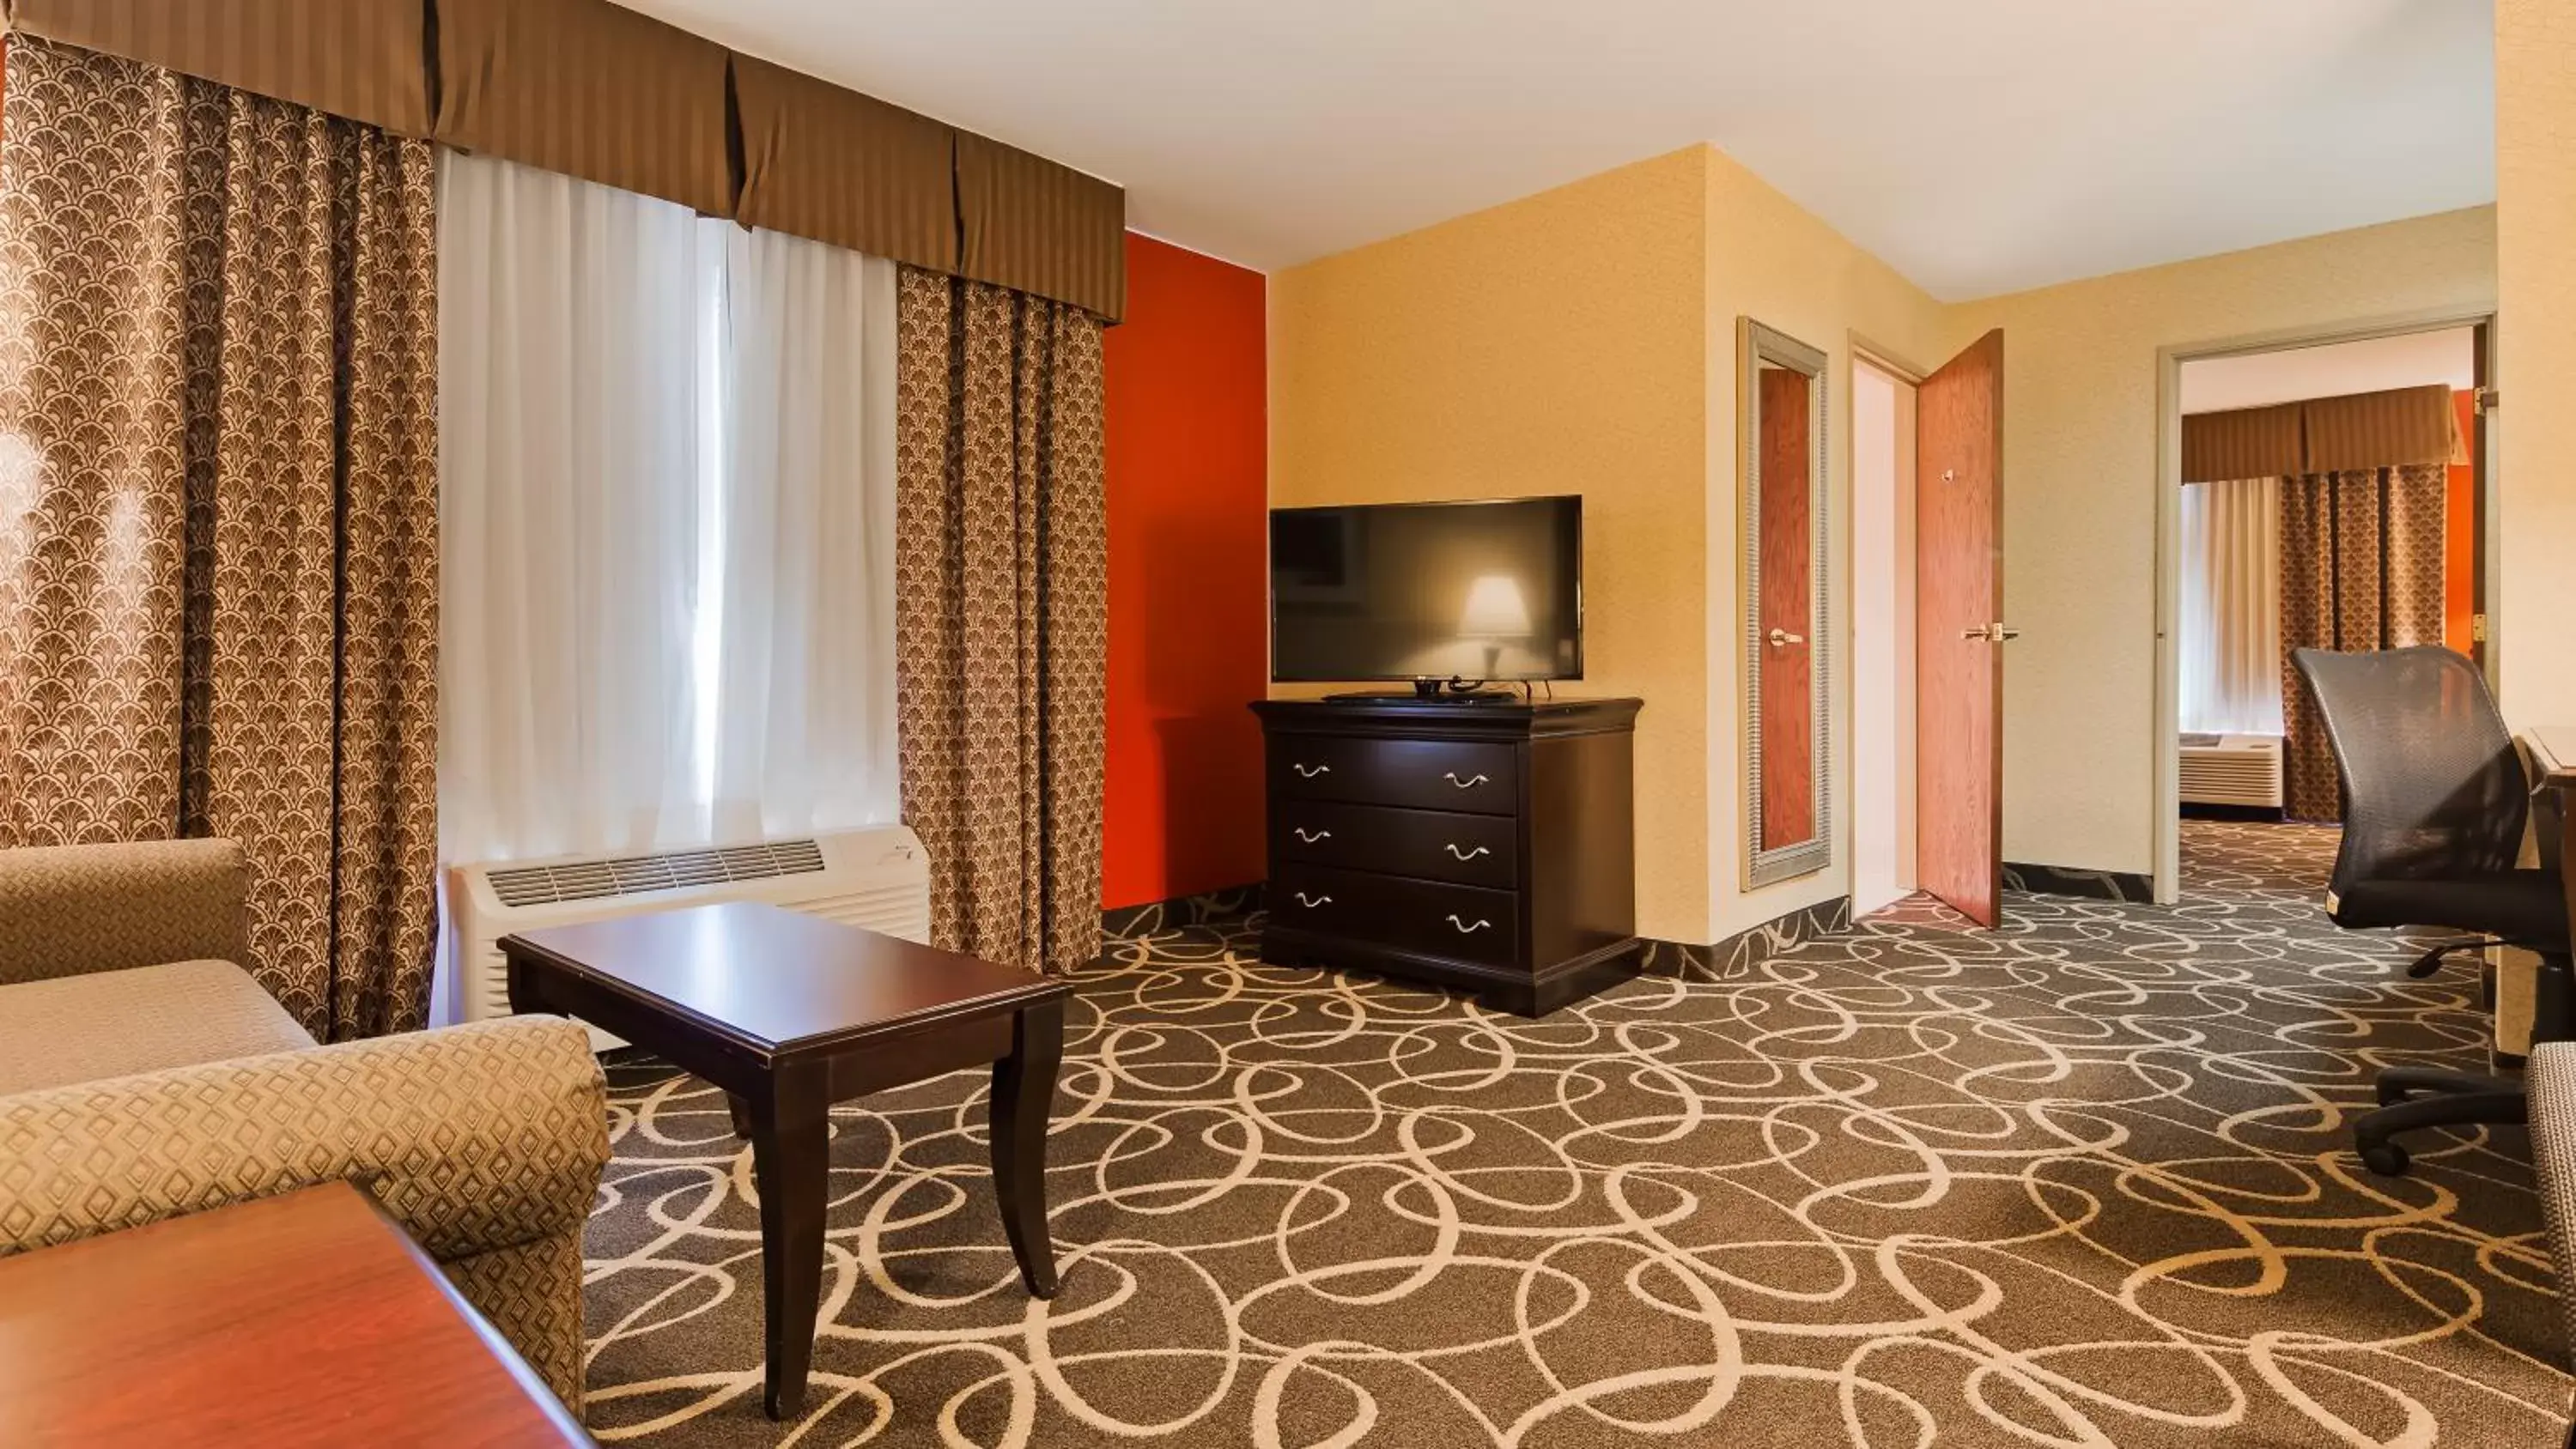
[2152,305,2500,902]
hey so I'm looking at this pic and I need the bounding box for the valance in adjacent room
[2,0,430,135]
[2181,402,2304,484]
[2302,384,2464,474]
[434,0,734,217]
[733,54,958,275]
[958,132,1127,323]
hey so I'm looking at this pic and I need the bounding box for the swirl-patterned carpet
[580,823,2569,1446]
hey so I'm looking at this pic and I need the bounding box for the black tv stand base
[1326,682,1520,704]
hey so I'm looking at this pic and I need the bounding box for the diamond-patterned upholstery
[0,839,252,986]
[0,958,315,1094]
[0,841,611,1411]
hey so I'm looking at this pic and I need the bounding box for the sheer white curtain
[2178,476,2283,736]
[437,150,898,867]
[437,151,711,862]
[709,224,900,840]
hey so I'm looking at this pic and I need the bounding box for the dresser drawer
[1271,866,1520,968]
[1267,735,1518,816]
[1271,802,1518,889]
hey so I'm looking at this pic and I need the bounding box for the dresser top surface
[1252,696,1642,738]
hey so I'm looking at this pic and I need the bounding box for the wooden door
[1916,330,2006,925]
[1758,364,1815,847]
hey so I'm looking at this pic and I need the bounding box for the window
[435,151,898,865]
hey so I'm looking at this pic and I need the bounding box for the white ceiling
[2181,327,2476,414]
[618,0,2495,300]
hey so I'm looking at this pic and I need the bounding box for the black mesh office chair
[2293,646,2571,1176]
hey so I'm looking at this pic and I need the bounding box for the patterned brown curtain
[0,37,438,1039]
[2280,464,2447,822]
[893,268,1108,977]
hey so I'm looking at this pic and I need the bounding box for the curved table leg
[989,998,1063,1299]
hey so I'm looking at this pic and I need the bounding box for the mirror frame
[1738,318,1832,888]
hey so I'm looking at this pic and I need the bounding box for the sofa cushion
[0,960,314,1095]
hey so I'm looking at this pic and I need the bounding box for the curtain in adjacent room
[0,36,440,1040]
[895,269,1109,977]
[2178,476,2284,737]
[436,149,901,865]
[2279,464,2448,822]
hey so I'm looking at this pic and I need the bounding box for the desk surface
[0,1183,589,1448]
[2531,726,2576,784]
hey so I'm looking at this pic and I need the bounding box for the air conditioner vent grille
[487,839,829,908]
[2180,735,2284,809]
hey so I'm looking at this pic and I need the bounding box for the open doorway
[1852,355,1918,917]
[1851,334,2009,926]
[2155,315,2494,895]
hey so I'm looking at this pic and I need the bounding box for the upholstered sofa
[0,839,610,1410]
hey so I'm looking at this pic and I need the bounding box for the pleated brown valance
[434,0,733,219]
[2300,385,2464,474]
[3,0,430,136]
[2184,385,2466,482]
[959,133,1128,324]
[2181,403,2304,484]
[3,0,1127,320]
[735,55,959,276]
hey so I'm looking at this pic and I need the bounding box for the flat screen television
[1270,496,1583,690]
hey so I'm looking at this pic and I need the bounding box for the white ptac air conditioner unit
[447,826,931,1049]
[2180,733,2285,809]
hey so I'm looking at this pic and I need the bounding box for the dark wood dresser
[1250,696,1643,1016]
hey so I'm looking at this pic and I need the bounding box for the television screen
[1270,496,1583,683]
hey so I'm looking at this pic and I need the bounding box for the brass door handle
[1292,828,1332,844]
[1444,844,1492,861]
[1768,627,1806,648]
[1443,772,1491,789]
[1960,623,2021,643]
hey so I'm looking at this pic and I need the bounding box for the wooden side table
[0,1182,589,1447]
[501,903,1072,1421]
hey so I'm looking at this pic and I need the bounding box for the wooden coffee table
[0,1181,588,1446]
[500,903,1073,1420]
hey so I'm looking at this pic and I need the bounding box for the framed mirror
[1739,318,1832,887]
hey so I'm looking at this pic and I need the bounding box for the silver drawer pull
[1443,772,1491,790]
[1293,828,1333,844]
[1292,763,1331,779]
[1445,915,1492,935]
[1296,892,1334,909]
[1444,844,1492,861]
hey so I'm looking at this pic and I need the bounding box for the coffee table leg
[989,997,1063,1299]
[746,1067,829,1420]
[727,1092,754,1139]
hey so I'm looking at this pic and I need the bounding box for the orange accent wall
[1101,233,1269,908]
[2446,388,2476,653]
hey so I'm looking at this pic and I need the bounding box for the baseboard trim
[2003,861,2155,903]
[1638,896,1852,984]
[1103,883,1264,940]
[2181,803,2287,824]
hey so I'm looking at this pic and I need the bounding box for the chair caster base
[2358,1141,2411,1177]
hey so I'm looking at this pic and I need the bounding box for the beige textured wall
[1271,140,2500,942]
[2498,0,2576,725]
[1699,148,1948,939]
[1268,148,1716,942]
[1952,207,2497,875]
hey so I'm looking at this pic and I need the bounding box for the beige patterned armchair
[0,840,610,1412]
